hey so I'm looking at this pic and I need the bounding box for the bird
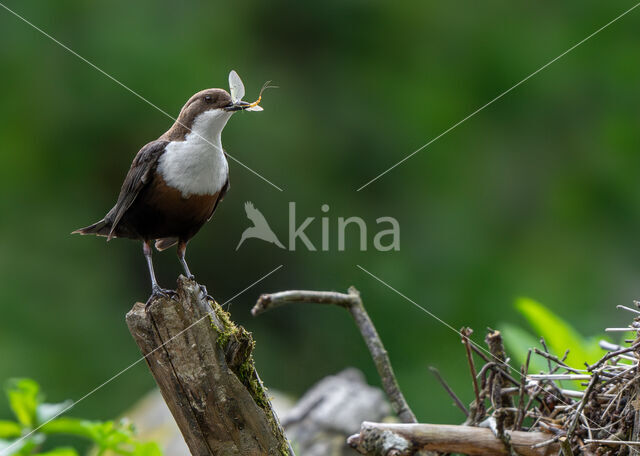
[73,70,263,297]
[236,201,285,250]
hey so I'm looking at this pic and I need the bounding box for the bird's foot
[152,285,176,298]
[197,283,214,302]
[145,286,177,310]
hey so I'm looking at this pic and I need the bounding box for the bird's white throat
[158,109,232,196]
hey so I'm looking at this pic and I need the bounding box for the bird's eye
[204,95,212,103]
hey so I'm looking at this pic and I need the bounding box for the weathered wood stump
[126,276,293,456]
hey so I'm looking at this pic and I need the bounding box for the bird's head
[173,89,247,138]
[173,71,264,141]
[183,88,255,115]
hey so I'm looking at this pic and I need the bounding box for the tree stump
[126,276,293,456]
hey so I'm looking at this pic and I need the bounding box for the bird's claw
[198,284,214,302]
[153,286,176,298]
[145,286,177,310]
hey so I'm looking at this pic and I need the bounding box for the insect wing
[229,70,245,103]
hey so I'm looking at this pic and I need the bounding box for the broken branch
[347,422,560,456]
[253,287,417,423]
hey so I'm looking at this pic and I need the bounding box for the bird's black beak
[224,101,251,112]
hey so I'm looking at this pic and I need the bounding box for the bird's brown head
[165,88,254,141]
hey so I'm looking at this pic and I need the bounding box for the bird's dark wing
[107,140,169,240]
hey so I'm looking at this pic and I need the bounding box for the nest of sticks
[347,305,640,455]
[254,288,640,455]
[428,306,640,456]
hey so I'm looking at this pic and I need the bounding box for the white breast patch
[157,110,232,196]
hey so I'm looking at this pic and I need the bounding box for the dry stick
[564,373,600,456]
[580,414,593,442]
[540,337,554,373]
[632,353,640,456]
[476,361,499,381]
[550,349,572,377]
[522,380,544,426]
[560,436,575,456]
[533,348,583,374]
[461,327,483,423]
[529,374,591,381]
[468,343,520,386]
[347,422,561,456]
[514,349,532,431]
[589,342,640,371]
[618,305,640,316]
[536,341,575,415]
[486,330,516,456]
[531,435,561,450]
[600,340,625,352]
[252,287,417,423]
[428,366,468,417]
[584,439,640,446]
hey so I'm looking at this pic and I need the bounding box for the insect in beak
[227,70,276,112]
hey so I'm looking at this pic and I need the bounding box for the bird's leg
[177,240,195,279]
[143,240,174,302]
[178,239,212,300]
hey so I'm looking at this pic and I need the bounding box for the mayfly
[229,70,277,112]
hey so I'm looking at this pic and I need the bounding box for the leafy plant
[500,297,610,375]
[0,379,162,456]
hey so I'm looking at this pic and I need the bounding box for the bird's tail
[72,219,112,237]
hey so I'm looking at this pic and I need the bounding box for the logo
[236,202,400,252]
[236,202,285,250]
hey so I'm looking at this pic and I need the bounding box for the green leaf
[132,442,163,456]
[2,379,163,456]
[41,418,99,440]
[0,421,22,439]
[5,379,40,428]
[42,418,138,451]
[515,297,606,369]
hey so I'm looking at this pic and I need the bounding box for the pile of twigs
[254,287,640,455]
[445,305,640,456]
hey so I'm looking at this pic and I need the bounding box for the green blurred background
[1,0,639,429]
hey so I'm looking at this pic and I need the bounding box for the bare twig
[528,374,591,381]
[461,327,483,423]
[514,349,531,430]
[589,342,640,371]
[617,305,640,315]
[583,439,640,446]
[253,287,417,423]
[533,348,583,374]
[540,337,553,373]
[428,366,468,417]
[467,342,520,386]
[566,373,599,445]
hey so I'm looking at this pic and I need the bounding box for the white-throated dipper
[74,70,263,296]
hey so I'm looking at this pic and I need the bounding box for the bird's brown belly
[120,174,219,240]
